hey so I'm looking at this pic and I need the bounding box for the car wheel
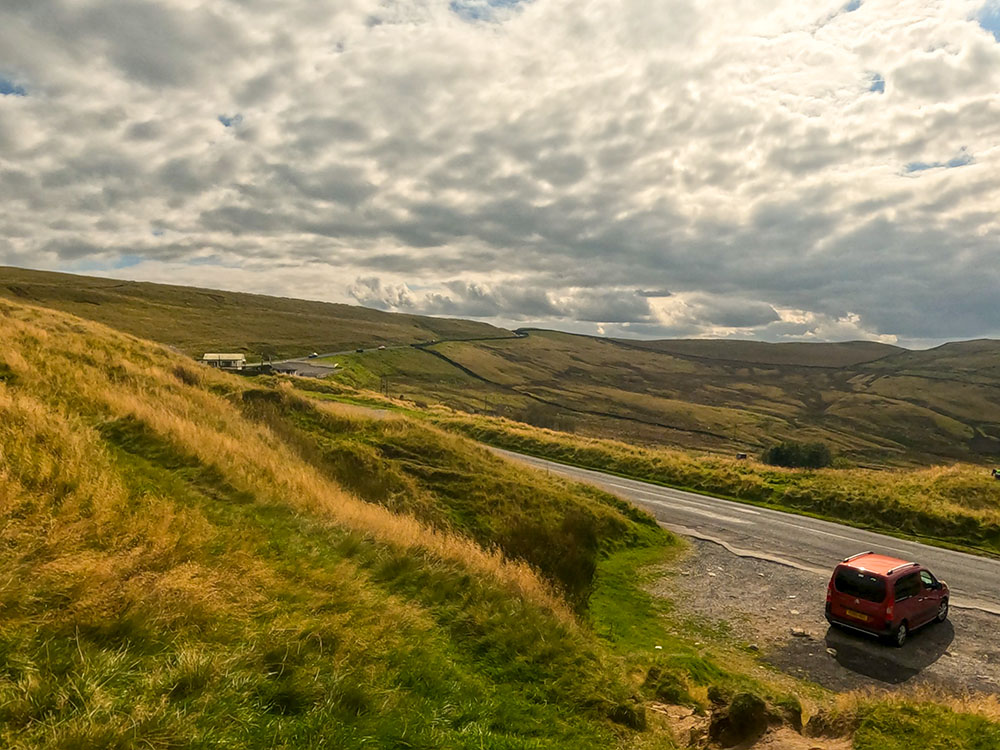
[936,599,949,623]
[893,622,908,647]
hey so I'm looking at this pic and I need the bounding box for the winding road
[499,448,1000,691]
[497,449,1000,616]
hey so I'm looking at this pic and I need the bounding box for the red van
[825,551,949,647]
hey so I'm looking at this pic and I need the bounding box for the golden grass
[834,686,1000,725]
[0,300,571,623]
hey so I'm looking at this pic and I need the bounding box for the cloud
[1,0,999,347]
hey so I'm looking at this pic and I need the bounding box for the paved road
[497,449,1000,616]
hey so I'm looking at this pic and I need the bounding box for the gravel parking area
[650,539,1000,694]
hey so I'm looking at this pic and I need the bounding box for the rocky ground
[651,539,1000,695]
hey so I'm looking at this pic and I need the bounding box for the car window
[835,569,886,602]
[920,570,936,589]
[894,572,921,601]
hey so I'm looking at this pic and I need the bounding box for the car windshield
[835,568,886,602]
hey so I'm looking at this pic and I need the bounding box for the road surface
[496,449,1000,616]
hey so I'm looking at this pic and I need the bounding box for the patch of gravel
[650,539,1000,694]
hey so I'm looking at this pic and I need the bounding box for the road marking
[503,449,1000,617]
[646,502,752,525]
[600,479,762,514]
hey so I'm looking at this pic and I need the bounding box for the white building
[201,353,247,370]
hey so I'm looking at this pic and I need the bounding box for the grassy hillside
[0,300,670,748]
[0,266,508,359]
[331,329,1000,465]
[3,300,1000,748]
[425,411,1000,556]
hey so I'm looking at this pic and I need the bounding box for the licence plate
[845,608,869,622]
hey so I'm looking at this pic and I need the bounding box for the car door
[917,569,942,625]
[892,573,922,628]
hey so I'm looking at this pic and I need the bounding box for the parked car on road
[825,551,949,647]
[378,345,386,350]
[308,352,318,358]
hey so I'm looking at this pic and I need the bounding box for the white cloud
[1,0,999,346]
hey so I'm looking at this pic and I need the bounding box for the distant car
[377,345,386,350]
[825,551,949,647]
[356,348,364,353]
[308,352,318,358]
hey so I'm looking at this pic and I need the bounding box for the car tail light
[826,583,832,602]
[885,605,893,619]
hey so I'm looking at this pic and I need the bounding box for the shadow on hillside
[823,620,955,684]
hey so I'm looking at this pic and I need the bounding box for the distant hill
[336,329,1000,465]
[0,266,508,358]
[617,336,903,368]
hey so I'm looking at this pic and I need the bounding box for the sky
[1,0,999,347]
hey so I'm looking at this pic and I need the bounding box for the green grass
[853,701,1000,750]
[587,526,807,728]
[238,385,658,608]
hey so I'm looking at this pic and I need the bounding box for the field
[333,328,1000,466]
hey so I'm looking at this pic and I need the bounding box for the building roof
[841,552,914,577]
[202,353,246,361]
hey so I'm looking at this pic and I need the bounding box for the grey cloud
[125,120,164,141]
[570,290,653,323]
[2,0,1000,347]
[684,295,780,328]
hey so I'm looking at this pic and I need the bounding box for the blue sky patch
[218,113,243,128]
[979,2,1000,41]
[0,76,27,97]
[844,0,862,11]
[450,0,528,22]
[905,148,973,173]
[112,254,145,270]
[868,73,885,93]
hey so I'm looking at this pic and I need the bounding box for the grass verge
[431,412,1000,557]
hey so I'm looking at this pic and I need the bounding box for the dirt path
[651,539,1000,695]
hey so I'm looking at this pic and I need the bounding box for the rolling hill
[0,298,671,748]
[339,329,1000,465]
[4,265,1000,465]
[0,266,508,359]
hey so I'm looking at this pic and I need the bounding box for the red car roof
[840,552,913,577]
